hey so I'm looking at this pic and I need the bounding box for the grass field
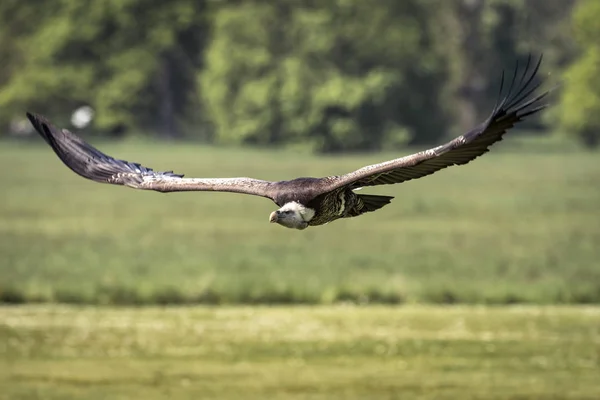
[1,305,599,399]
[1,137,599,304]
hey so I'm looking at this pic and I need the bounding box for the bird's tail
[356,194,394,213]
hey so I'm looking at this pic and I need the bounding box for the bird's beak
[269,211,278,223]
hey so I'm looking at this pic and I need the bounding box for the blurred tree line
[0,0,597,151]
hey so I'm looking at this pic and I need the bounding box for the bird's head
[269,201,314,230]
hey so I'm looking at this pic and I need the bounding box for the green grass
[1,138,599,304]
[1,305,599,399]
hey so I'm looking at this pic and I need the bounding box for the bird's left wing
[26,113,277,199]
[319,55,552,192]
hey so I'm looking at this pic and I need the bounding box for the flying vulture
[27,56,550,230]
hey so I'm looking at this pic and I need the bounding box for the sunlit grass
[0,305,599,399]
[1,138,599,304]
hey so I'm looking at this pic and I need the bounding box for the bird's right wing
[26,113,277,199]
[318,54,551,192]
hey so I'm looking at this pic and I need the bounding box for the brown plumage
[27,55,550,230]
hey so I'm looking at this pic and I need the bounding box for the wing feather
[26,113,276,199]
[321,54,552,191]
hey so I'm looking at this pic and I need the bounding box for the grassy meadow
[1,137,599,305]
[1,305,599,400]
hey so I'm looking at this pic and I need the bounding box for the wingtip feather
[26,111,56,146]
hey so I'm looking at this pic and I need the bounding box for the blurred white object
[71,106,95,129]
[10,118,35,136]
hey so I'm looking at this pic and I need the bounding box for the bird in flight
[27,56,549,230]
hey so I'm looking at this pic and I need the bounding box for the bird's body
[26,55,551,230]
[266,178,392,229]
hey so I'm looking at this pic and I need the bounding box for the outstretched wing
[320,55,551,192]
[26,113,276,199]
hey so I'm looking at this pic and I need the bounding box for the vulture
[27,55,550,230]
